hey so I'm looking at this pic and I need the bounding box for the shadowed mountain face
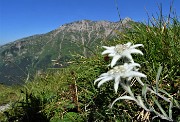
[0,18,132,85]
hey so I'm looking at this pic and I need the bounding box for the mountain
[0,18,133,85]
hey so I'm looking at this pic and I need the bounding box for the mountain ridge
[0,18,133,85]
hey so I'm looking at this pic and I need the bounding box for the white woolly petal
[97,77,113,88]
[129,49,143,55]
[123,63,129,70]
[114,75,120,93]
[114,81,120,93]
[130,44,144,49]
[126,63,140,73]
[128,63,141,68]
[111,55,122,67]
[123,63,128,67]
[100,73,109,77]
[125,42,132,47]
[127,77,133,81]
[125,71,146,78]
[121,50,130,56]
[108,53,116,57]
[123,53,133,62]
[102,46,115,50]
[102,49,115,55]
[94,76,107,84]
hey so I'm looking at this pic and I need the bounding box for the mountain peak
[122,17,132,24]
[0,19,134,85]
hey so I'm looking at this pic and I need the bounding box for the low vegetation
[0,9,180,122]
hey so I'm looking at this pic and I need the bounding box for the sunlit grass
[0,84,20,105]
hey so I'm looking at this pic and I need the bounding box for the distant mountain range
[0,18,133,85]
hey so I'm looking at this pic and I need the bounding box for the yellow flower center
[115,44,128,54]
[108,65,126,75]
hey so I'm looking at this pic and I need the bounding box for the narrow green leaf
[169,102,173,119]
[136,77,144,86]
[152,96,168,117]
[158,88,172,98]
[111,95,136,108]
[151,86,171,102]
[137,96,149,111]
[174,99,180,108]
[142,84,147,97]
[155,66,163,93]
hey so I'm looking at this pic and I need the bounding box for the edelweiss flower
[102,42,144,67]
[94,63,146,93]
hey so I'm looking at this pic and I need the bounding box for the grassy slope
[0,84,21,105]
[0,15,180,122]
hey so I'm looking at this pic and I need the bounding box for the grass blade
[152,96,168,118]
[155,66,163,93]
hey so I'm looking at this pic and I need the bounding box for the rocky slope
[0,18,133,85]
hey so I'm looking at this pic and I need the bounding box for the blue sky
[0,0,179,45]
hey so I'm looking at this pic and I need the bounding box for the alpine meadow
[0,2,180,122]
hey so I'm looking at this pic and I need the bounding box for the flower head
[102,42,143,67]
[94,63,146,93]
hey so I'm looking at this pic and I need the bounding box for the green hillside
[0,14,180,121]
[0,19,133,85]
